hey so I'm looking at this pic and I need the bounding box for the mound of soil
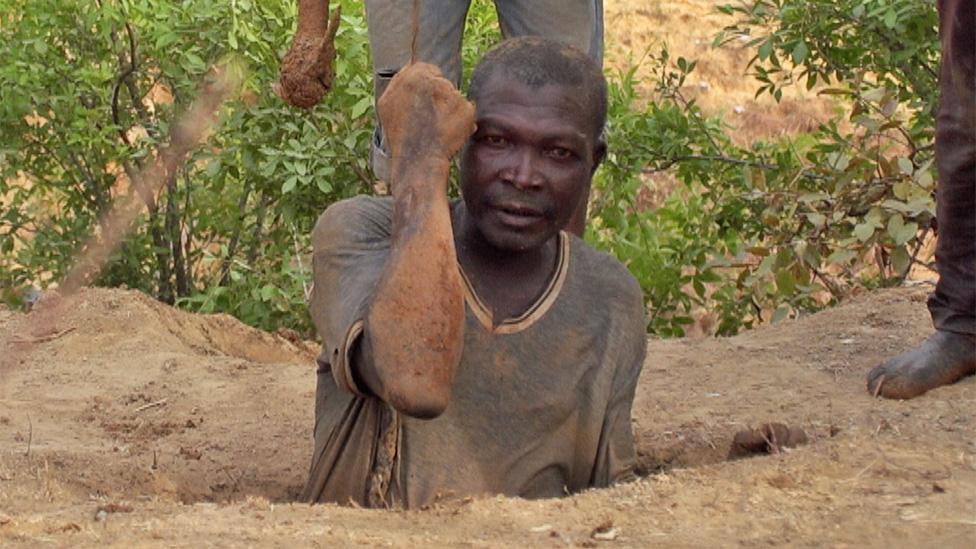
[1,286,974,547]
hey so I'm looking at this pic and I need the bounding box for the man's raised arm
[353,63,476,418]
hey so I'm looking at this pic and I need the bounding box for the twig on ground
[701,429,717,450]
[134,399,168,413]
[759,429,779,454]
[12,327,76,344]
[913,519,976,526]
[221,467,244,493]
[25,414,33,462]
[840,457,879,484]
[872,374,886,398]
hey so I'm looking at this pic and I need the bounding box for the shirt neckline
[458,231,571,335]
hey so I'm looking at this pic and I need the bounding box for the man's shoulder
[312,195,394,250]
[564,234,647,372]
[567,234,642,304]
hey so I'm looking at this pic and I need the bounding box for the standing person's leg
[493,0,603,63]
[929,0,976,338]
[493,0,604,236]
[364,0,471,183]
[867,0,975,399]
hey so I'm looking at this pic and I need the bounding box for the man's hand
[377,63,476,167]
[276,3,341,109]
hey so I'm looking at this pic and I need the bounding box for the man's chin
[479,222,555,253]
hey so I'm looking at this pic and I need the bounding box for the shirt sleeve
[591,278,647,486]
[309,196,393,397]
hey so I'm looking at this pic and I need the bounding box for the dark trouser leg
[928,0,975,336]
[867,0,975,399]
[365,0,471,183]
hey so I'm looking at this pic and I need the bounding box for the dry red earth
[1,286,973,547]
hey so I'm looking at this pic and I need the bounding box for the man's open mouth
[491,202,545,228]
[496,203,543,217]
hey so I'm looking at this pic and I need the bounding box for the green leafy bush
[590,0,937,335]
[0,0,378,332]
[0,0,939,338]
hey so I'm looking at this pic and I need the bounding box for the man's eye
[547,147,573,160]
[483,135,508,147]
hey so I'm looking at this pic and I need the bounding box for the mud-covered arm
[354,63,476,419]
[276,0,341,108]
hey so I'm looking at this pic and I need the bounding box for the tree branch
[111,23,139,148]
[637,149,831,182]
[219,178,253,286]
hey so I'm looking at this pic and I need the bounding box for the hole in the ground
[633,428,731,476]
[9,420,813,508]
[633,422,812,477]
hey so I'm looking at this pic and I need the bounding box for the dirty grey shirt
[302,196,646,508]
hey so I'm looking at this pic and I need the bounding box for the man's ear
[590,137,607,175]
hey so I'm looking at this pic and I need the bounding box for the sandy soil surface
[1,286,973,547]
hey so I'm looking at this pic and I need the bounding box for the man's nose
[502,147,543,190]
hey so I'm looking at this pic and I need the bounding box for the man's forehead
[474,73,592,137]
[477,112,588,145]
[477,66,584,100]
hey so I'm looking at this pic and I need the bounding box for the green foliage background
[0,0,938,337]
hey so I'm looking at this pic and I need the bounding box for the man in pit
[301,37,647,508]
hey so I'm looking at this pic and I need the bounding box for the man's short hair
[467,37,608,140]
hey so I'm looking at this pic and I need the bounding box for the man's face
[460,71,604,252]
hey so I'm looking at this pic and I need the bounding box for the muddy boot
[867,330,976,399]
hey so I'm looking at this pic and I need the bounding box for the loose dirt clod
[727,422,809,459]
[179,446,203,461]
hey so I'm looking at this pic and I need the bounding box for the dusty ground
[1,286,973,547]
